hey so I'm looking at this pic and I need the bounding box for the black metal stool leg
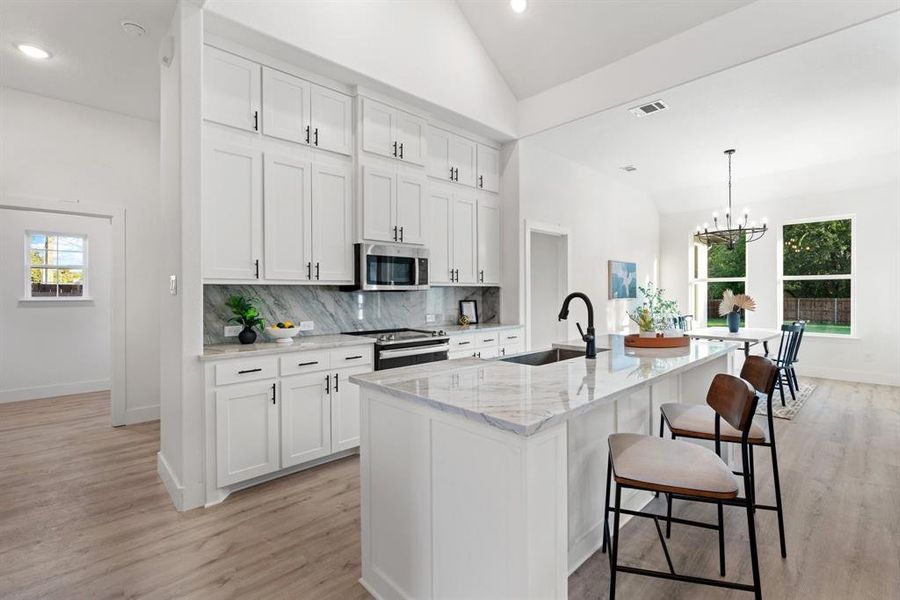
[748,444,756,513]
[777,371,787,407]
[602,455,613,554]
[717,502,726,576]
[742,445,763,600]
[770,444,788,558]
[609,484,622,600]
[785,369,796,401]
[666,493,673,538]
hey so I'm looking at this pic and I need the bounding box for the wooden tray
[624,334,691,348]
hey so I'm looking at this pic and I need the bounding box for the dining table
[687,327,783,358]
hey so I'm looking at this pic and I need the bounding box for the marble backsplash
[204,285,500,345]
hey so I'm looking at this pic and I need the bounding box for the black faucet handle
[576,322,585,340]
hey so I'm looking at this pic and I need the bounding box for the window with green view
[692,236,747,327]
[782,218,852,335]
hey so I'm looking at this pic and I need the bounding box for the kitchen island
[350,335,736,600]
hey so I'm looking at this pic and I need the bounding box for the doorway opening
[525,223,570,351]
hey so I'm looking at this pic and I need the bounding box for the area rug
[756,382,816,420]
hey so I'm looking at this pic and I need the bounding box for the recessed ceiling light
[16,43,51,60]
[121,21,146,37]
[510,0,527,14]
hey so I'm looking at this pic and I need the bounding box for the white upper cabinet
[427,127,452,181]
[361,97,426,165]
[261,66,310,144]
[476,144,500,193]
[451,191,478,284]
[425,187,452,284]
[477,195,501,285]
[396,175,425,245]
[263,154,312,281]
[310,85,353,156]
[204,46,261,133]
[311,162,354,283]
[450,136,477,188]
[203,140,263,280]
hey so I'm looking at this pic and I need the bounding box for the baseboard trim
[801,367,900,387]
[120,405,160,425]
[157,452,184,511]
[0,379,110,404]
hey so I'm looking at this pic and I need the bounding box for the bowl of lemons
[266,321,300,344]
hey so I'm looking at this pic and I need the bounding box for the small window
[780,218,853,335]
[690,236,747,327]
[27,232,87,299]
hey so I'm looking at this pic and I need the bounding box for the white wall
[514,140,660,339]
[0,87,161,421]
[659,181,900,386]
[204,0,518,139]
[0,210,111,402]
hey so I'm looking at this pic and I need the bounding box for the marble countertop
[350,335,737,437]
[202,333,376,360]
[439,323,522,334]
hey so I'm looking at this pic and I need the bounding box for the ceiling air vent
[628,100,668,118]
[620,165,637,172]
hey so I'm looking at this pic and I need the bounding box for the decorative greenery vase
[726,311,741,333]
[238,326,258,345]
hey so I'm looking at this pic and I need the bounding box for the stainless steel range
[344,328,449,371]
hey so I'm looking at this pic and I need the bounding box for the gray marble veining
[204,285,500,345]
[350,336,738,437]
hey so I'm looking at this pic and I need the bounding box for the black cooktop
[344,328,448,344]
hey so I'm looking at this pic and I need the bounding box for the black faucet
[558,292,596,359]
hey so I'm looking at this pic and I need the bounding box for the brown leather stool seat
[608,433,739,500]
[660,403,768,444]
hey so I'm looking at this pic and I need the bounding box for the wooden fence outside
[706,298,851,325]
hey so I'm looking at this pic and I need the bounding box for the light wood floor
[1,379,897,599]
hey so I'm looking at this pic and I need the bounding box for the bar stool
[602,370,769,600]
[659,355,786,558]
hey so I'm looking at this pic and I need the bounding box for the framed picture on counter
[459,300,479,324]
[608,260,637,299]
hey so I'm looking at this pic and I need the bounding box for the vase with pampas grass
[719,289,756,333]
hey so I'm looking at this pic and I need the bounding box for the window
[690,236,747,327]
[780,217,853,335]
[27,232,87,299]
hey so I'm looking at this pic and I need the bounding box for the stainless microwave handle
[379,343,450,359]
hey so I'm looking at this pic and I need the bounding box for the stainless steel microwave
[354,243,430,291]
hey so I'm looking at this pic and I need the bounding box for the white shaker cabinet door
[280,374,331,468]
[361,97,396,159]
[396,174,425,245]
[311,162,354,283]
[449,136,477,188]
[362,165,397,243]
[395,110,427,166]
[331,366,369,452]
[216,380,279,487]
[263,154,312,281]
[426,186,453,284]
[203,141,263,280]
[204,45,260,133]
[477,195,501,285]
[451,191,478,284]
[427,126,453,181]
[476,144,500,193]
[311,84,353,156]
[261,66,310,144]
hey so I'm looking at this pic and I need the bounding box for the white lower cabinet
[280,373,331,468]
[210,344,373,490]
[216,379,279,487]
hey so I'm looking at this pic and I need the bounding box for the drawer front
[448,334,476,351]
[330,345,374,367]
[500,343,524,357]
[449,349,476,360]
[280,350,331,377]
[475,332,500,349]
[215,356,278,386]
[500,328,524,344]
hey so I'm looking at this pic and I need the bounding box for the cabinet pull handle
[345,355,363,360]
[455,167,459,181]
[399,226,404,243]
[455,268,459,281]
[314,127,319,146]
[255,259,259,279]
[238,368,262,374]
[458,341,471,345]
[298,361,318,367]
[253,110,258,131]
[399,142,404,159]
[315,262,320,280]
[326,374,331,395]
[501,347,506,355]
[450,166,454,180]
[479,270,484,283]
[393,226,398,241]
[334,373,340,392]
[479,175,484,188]
[507,335,518,340]
[305,125,310,144]
[271,383,276,404]
[307,262,312,280]
[393,141,398,157]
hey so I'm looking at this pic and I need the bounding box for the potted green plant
[719,289,756,333]
[629,283,681,337]
[226,295,265,345]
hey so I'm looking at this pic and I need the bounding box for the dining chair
[774,323,803,406]
[788,320,806,391]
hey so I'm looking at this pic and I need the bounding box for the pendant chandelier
[694,149,767,250]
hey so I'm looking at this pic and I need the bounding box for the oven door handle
[379,343,450,359]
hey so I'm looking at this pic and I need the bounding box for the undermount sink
[500,348,590,366]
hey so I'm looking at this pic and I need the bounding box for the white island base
[354,340,733,599]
